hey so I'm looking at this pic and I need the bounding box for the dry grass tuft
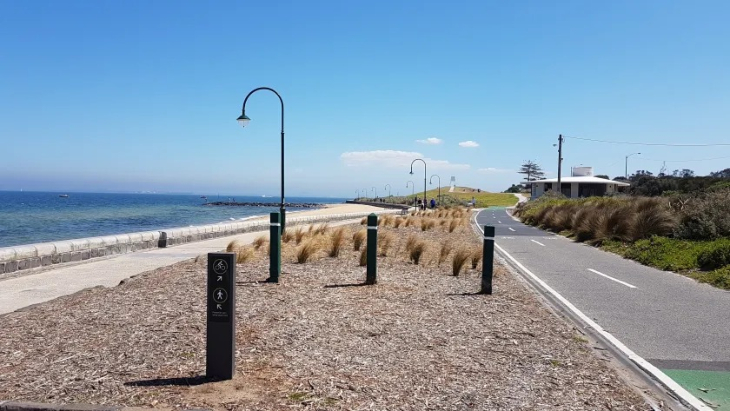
[381,214,394,227]
[236,246,255,264]
[448,219,459,233]
[353,229,366,251]
[360,217,367,225]
[438,242,452,266]
[471,248,482,269]
[226,240,240,252]
[404,217,413,227]
[282,230,294,243]
[294,227,307,244]
[359,246,368,266]
[314,223,329,236]
[394,217,404,228]
[420,218,436,231]
[409,241,427,265]
[405,234,418,253]
[296,240,319,264]
[328,227,346,257]
[378,232,394,257]
[253,235,268,250]
[452,248,471,276]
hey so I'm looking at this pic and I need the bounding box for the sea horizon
[0,191,348,248]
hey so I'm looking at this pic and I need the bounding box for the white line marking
[530,239,545,247]
[497,220,502,224]
[508,227,516,232]
[588,268,637,289]
[470,211,709,411]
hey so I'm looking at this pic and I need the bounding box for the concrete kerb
[0,209,399,277]
[0,401,197,411]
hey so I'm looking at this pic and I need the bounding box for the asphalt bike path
[476,207,730,410]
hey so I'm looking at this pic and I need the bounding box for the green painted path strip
[662,369,730,409]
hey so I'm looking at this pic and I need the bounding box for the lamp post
[363,188,368,201]
[356,189,360,200]
[384,184,391,201]
[237,87,287,233]
[430,174,441,206]
[409,159,427,210]
[371,186,377,199]
[406,181,414,205]
[625,153,641,179]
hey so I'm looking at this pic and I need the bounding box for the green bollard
[366,213,378,285]
[280,206,286,235]
[480,225,495,294]
[268,212,281,283]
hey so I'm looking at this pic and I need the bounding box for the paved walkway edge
[471,212,709,411]
[0,210,400,279]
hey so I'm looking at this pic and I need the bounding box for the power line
[565,135,730,147]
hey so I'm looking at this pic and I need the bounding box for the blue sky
[1,0,729,197]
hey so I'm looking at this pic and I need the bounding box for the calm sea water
[0,191,347,248]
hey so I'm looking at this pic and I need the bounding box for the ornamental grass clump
[448,219,459,233]
[226,240,241,252]
[379,232,394,257]
[313,223,329,236]
[409,241,427,265]
[236,246,255,264]
[294,227,307,244]
[405,234,418,253]
[253,235,268,250]
[452,248,471,276]
[438,242,452,266]
[353,229,366,251]
[282,230,293,243]
[296,240,319,264]
[471,248,482,269]
[328,227,346,258]
[359,246,368,266]
[394,217,404,228]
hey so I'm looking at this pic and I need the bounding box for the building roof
[523,176,631,186]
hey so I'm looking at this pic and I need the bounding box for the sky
[1,0,729,197]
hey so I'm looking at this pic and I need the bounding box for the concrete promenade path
[0,204,386,316]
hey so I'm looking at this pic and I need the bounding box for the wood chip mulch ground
[0,211,657,410]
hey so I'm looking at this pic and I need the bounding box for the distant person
[417,198,422,209]
[471,196,476,207]
[430,198,436,209]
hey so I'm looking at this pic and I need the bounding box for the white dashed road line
[530,239,546,247]
[508,227,516,232]
[588,268,637,289]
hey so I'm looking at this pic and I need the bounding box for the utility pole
[557,134,564,192]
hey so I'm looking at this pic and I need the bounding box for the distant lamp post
[356,189,360,200]
[371,186,377,199]
[406,180,415,204]
[430,174,441,205]
[384,184,391,198]
[625,153,641,179]
[237,87,287,232]
[409,159,427,209]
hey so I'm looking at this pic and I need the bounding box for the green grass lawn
[378,186,517,208]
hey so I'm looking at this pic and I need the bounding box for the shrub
[329,227,346,257]
[409,241,426,265]
[296,240,319,263]
[630,207,676,241]
[675,189,730,239]
[353,229,366,251]
[359,246,368,267]
[690,266,730,290]
[236,246,255,264]
[452,248,470,276]
[253,235,268,250]
[697,242,730,270]
[438,242,452,266]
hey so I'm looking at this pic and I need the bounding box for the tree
[595,174,609,179]
[504,184,523,193]
[672,169,695,178]
[710,168,730,178]
[517,160,545,184]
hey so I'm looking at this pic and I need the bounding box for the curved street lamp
[237,87,287,233]
[406,180,415,205]
[384,184,391,198]
[625,152,641,179]
[430,174,441,206]
[371,186,377,199]
[410,159,427,209]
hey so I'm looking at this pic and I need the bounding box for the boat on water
[59,194,69,198]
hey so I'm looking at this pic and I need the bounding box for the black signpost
[207,252,236,380]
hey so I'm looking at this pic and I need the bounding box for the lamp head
[409,171,414,175]
[236,113,251,128]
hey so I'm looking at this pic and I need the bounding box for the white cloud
[478,167,513,174]
[340,150,470,170]
[458,140,479,148]
[416,137,443,145]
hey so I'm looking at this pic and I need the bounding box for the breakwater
[204,202,319,208]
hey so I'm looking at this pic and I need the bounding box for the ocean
[0,191,348,248]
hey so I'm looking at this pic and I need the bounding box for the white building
[524,166,630,199]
